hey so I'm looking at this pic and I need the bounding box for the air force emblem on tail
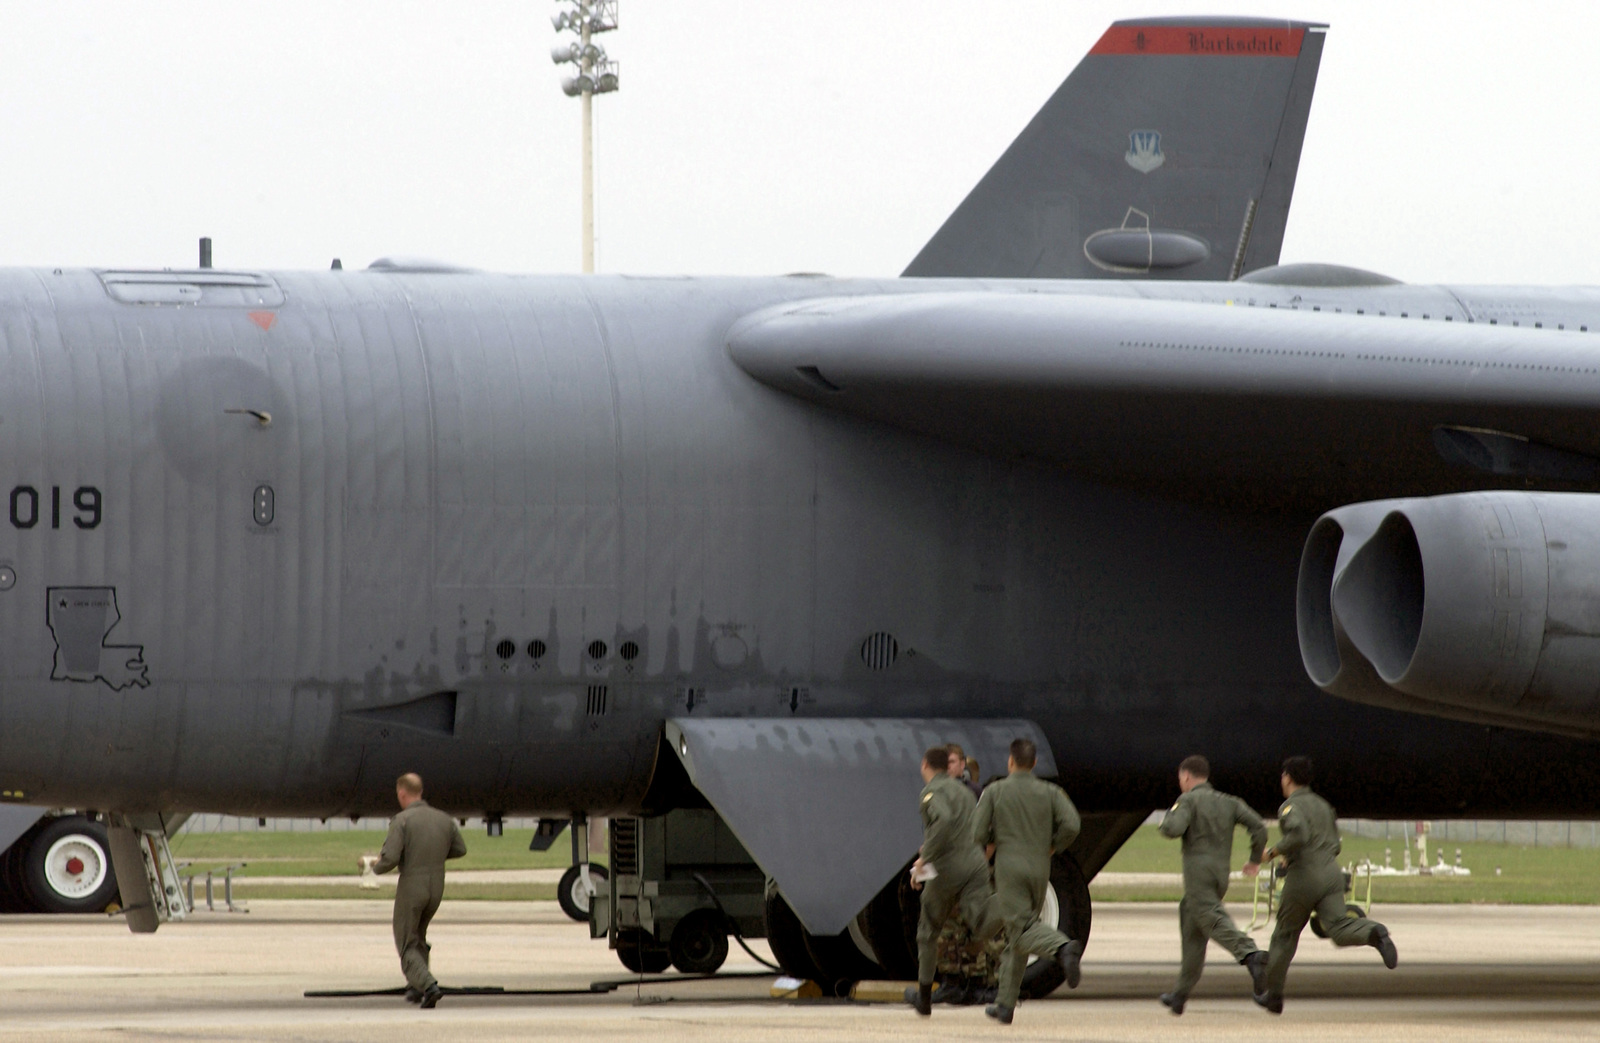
[1125,130,1164,173]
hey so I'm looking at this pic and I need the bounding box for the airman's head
[396,772,424,810]
[1280,756,1313,797]
[1007,738,1037,775]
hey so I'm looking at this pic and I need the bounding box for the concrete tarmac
[2,900,1598,1041]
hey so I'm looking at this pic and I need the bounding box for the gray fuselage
[1,268,1596,820]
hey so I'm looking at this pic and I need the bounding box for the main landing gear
[0,814,121,915]
[763,851,1093,998]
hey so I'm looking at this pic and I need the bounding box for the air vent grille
[860,632,899,670]
[586,685,609,716]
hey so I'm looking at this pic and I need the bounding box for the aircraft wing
[728,292,1600,514]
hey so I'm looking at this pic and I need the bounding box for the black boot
[419,984,442,1009]
[1371,926,1399,969]
[1056,939,1083,989]
[1252,989,1283,1015]
[403,987,422,1004]
[909,983,932,1016]
[1159,991,1186,1015]
[984,1002,1014,1024]
[1244,950,1269,994]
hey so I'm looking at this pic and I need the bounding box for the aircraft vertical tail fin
[903,18,1327,280]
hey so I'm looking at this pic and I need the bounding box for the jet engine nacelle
[1298,491,1600,738]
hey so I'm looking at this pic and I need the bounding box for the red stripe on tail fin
[1090,26,1304,57]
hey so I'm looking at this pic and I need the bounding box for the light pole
[551,0,619,274]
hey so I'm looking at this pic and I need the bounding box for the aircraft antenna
[551,0,620,274]
[1228,198,1258,281]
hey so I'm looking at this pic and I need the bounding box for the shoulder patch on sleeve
[1169,800,1181,812]
[922,793,934,804]
[1279,803,1292,817]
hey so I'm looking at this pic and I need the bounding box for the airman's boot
[1057,939,1083,988]
[984,1002,1014,1024]
[1159,991,1186,1015]
[1244,950,1268,994]
[1371,926,1398,969]
[1252,989,1283,1015]
[909,983,932,1015]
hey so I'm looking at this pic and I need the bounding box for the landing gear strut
[556,814,610,923]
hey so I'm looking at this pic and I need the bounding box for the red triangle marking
[249,311,277,331]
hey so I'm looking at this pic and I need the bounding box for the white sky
[0,1,1594,284]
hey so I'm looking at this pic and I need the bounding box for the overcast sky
[0,1,1594,284]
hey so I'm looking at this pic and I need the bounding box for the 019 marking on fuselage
[7,486,102,531]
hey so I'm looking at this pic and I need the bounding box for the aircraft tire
[1017,850,1092,1000]
[615,928,672,974]
[763,887,825,983]
[800,920,886,996]
[0,839,39,913]
[556,862,609,923]
[19,816,120,915]
[857,865,918,980]
[668,909,729,974]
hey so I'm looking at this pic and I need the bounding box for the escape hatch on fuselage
[96,270,285,308]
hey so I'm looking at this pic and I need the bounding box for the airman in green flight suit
[1256,756,1398,1014]
[1157,754,1268,1015]
[906,745,996,1015]
[373,772,468,1009]
[972,738,1083,1026]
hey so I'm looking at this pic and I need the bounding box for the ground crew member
[945,743,981,797]
[1157,754,1268,1015]
[1256,756,1398,1014]
[972,738,1083,1025]
[372,772,468,1009]
[930,908,1006,1005]
[907,745,996,1016]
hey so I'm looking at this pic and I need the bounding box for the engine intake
[1298,491,1600,738]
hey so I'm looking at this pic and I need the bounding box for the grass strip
[168,827,602,878]
[223,882,559,902]
[1098,825,1600,904]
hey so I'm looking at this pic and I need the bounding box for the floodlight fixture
[552,0,620,274]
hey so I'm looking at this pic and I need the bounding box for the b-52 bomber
[2,16,1599,994]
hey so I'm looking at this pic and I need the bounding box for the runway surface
[2,900,1598,1040]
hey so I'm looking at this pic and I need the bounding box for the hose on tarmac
[692,871,780,972]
